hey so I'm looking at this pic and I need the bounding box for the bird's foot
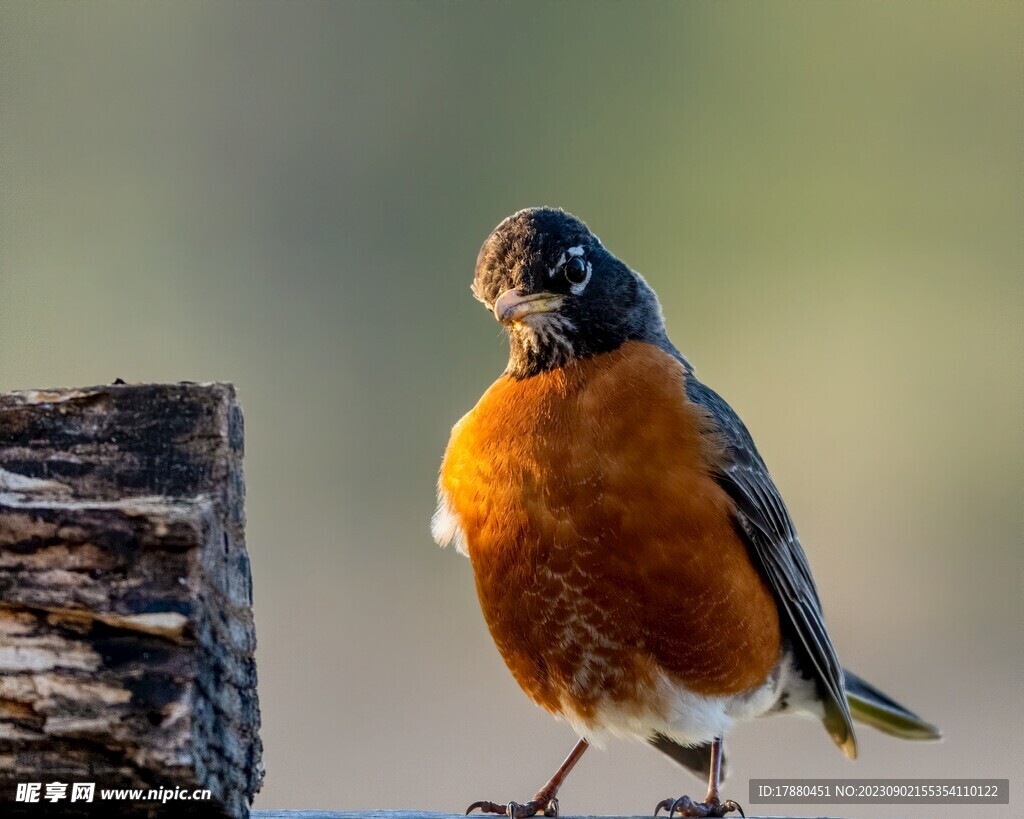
[466,796,559,817]
[654,794,744,818]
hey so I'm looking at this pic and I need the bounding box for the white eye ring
[570,262,592,294]
[561,255,587,288]
[549,246,591,294]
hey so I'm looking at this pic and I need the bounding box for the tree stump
[0,383,263,817]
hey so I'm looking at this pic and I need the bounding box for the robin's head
[473,208,667,378]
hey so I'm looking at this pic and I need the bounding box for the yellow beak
[493,289,565,324]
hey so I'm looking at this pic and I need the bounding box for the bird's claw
[467,797,558,817]
[654,795,744,818]
[466,800,506,816]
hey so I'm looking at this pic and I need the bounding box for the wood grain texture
[0,383,262,818]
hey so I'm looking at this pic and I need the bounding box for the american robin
[432,208,941,818]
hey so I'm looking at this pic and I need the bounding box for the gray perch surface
[0,383,262,818]
[252,813,831,818]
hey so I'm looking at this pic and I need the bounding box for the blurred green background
[1,2,1021,817]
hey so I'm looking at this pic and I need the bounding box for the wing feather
[684,373,857,757]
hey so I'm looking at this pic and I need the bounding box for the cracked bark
[0,383,262,817]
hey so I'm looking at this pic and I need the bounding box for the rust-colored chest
[439,342,781,722]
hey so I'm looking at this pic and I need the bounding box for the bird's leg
[654,736,745,818]
[466,737,589,818]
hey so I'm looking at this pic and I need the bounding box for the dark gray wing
[684,374,857,758]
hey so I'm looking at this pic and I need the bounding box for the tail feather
[844,669,942,741]
[649,734,724,782]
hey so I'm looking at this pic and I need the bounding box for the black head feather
[474,208,669,378]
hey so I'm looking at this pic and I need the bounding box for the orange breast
[439,341,781,722]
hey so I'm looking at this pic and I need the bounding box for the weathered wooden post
[0,383,262,817]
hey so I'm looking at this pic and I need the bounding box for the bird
[432,208,941,818]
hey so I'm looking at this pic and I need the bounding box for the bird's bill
[493,289,565,323]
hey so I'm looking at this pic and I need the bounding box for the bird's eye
[563,256,588,285]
